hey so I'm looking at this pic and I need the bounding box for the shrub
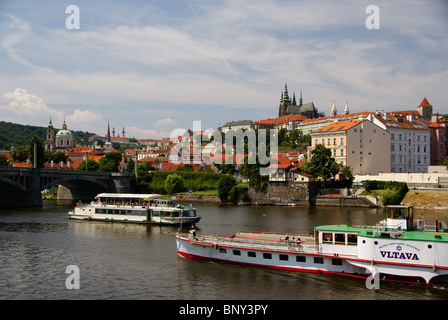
[217,175,237,202]
[165,174,184,195]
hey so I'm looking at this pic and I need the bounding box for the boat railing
[216,235,318,254]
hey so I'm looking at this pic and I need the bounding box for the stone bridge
[0,167,134,207]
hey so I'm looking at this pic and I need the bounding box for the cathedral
[45,118,74,152]
[277,83,323,119]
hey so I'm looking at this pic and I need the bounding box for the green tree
[77,159,99,171]
[0,154,8,166]
[10,146,28,162]
[29,135,45,168]
[217,174,237,202]
[165,173,184,195]
[340,165,355,188]
[307,144,340,182]
[98,152,122,172]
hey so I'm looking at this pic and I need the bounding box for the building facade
[368,112,431,173]
[310,119,390,175]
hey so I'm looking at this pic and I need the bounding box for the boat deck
[181,230,318,254]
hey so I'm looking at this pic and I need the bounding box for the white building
[368,112,431,173]
[310,119,390,175]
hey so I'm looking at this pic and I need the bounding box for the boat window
[334,233,346,245]
[152,211,160,217]
[182,210,196,217]
[263,253,272,259]
[172,212,179,217]
[232,250,241,256]
[296,256,306,263]
[314,257,324,264]
[347,234,357,245]
[332,259,343,266]
[247,251,256,258]
[322,233,333,244]
[164,212,171,218]
[279,254,289,261]
[219,248,227,254]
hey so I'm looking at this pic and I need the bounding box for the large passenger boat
[176,205,448,286]
[69,193,201,225]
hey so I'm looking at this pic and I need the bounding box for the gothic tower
[278,83,291,117]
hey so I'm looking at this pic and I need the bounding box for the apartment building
[368,112,431,173]
[310,119,390,175]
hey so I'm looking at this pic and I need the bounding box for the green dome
[56,129,72,136]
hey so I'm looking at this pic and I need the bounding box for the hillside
[401,190,448,210]
[0,121,95,150]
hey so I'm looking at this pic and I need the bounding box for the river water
[1,201,448,301]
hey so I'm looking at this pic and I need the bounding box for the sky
[0,0,447,139]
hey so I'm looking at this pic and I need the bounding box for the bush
[217,175,237,202]
[165,174,184,195]
[365,180,409,206]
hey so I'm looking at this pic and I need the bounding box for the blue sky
[0,0,447,139]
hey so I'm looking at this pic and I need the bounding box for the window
[340,149,344,156]
[340,137,344,144]
[233,250,241,256]
[322,233,333,244]
[279,254,289,261]
[314,257,324,264]
[347,234,357,245]
[332,259,343,266]
[247,251,256,258]
[219,248,227,254]
[263,253,272,259]
[327,138,330,145]
[334,233,346,245]
[333,138,336,144]
[296,256,306,263]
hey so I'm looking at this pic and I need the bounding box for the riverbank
[401,190,448,210]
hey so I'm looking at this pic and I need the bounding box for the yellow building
[309,119,390,175]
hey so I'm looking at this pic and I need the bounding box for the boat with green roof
[176,205,448,286]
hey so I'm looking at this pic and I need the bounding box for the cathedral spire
[283,82,290,101]
[330,101,337,116]
[107,121,111,143]
[299,89,303,106]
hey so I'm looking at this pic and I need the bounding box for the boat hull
[176,234,448,286]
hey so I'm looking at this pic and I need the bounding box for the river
[0,201,448,301]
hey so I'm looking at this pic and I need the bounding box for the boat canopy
[95,193,164,200]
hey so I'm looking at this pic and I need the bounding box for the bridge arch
[0,176,26,191]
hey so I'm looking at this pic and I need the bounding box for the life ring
[117,202,120,207]
[103,202,106,207]
[76,202,80,207]
[145,203,149,208]
[131,203,134,208]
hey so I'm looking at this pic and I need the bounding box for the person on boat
[189,225,197,238]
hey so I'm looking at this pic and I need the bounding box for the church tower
[278,83,292,117]
[344,102,350,115]
[45,118,55,152]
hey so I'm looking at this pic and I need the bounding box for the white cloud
[66,109,103,124]
[0,88,63,121]
[125,125,172,140]
[155,118,177,128]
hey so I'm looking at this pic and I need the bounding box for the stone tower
[45,118,55,152]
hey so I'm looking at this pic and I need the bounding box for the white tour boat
[176,205,448,286]
[68,193,201,225]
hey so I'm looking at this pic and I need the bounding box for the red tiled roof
[312,120,365,133]
[419,97,432,108]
